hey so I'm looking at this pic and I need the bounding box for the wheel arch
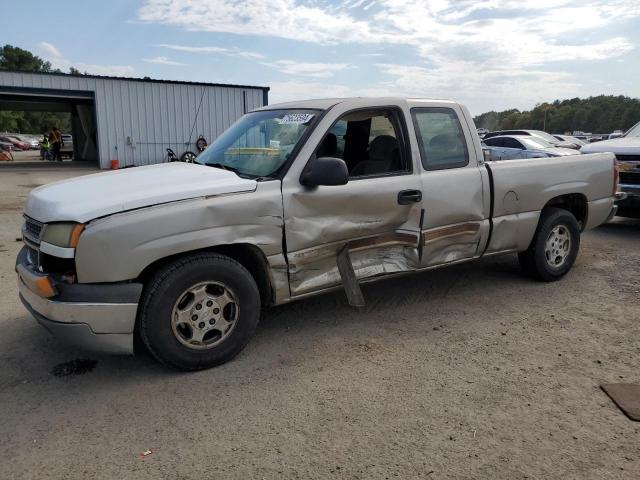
[542,193,588,230]
[136,243,275,306]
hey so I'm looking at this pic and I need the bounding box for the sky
[4,0,640,115]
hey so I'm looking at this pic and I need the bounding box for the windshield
[520,137,553,149]
[624,121,640,137]
[530,130,560,144]
[196,109,318,177]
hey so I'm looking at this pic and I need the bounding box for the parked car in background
[60,134,74,159]
[483,135,577,160]
[16,97,617,370]
[27,136,40,149]
[553,134,586,150]
[11,134,40,149]
[0,140,14,151]
[483,129,576,148]
[581,120,640,217]
[608,130,624,140]
[0,135,30,151]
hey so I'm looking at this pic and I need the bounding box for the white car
[483,135,577,160]
[553,134,586,150]
[483,129,577,149]
[608,130,624,140]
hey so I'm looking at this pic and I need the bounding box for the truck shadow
[596,217,640,236]
[256,253,526,337]
[4,253,528,385]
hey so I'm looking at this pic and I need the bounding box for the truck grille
[23,216,43,245]
[616,154,640,162]
[619,171,640,185]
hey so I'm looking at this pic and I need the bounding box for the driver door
[281,105,423,297]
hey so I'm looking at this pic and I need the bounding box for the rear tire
[139,253,261,370]
[518,207,580,282]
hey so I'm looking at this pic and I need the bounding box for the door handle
[397,189,422,205]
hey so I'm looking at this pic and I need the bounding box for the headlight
[41,222,85,248]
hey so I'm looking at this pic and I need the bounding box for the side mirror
[482,148,492,163]
[300,156,349,187]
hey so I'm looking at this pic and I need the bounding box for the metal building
[0,70,269,168]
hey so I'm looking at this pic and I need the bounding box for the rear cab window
[411,108,469,170]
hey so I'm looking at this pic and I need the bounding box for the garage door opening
[0,86,98,167]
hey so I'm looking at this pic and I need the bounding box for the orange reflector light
[35,276,56,298]
[69,224,85,248]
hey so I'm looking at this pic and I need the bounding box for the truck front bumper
[16,247,142,355]
[616,185,640,218]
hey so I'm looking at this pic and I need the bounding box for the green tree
[0,45,72,134]
[474,95,640,134]
[0,44,51,72]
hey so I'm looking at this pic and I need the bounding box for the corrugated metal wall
[0,71,267,168]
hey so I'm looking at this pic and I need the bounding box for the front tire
[518,207,580,282]
[139,253,261,370]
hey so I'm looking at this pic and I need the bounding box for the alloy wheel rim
[171,281,239,350]
[544,225,571,268]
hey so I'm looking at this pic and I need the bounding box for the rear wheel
[139,253,261,370]
[518,207,580,282]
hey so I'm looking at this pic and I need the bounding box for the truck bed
[484,152,616,254]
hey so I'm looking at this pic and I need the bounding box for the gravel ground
[0,168,639,479]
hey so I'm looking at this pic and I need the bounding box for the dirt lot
[0,167,639,480]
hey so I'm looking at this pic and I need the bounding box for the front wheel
[518,207,581,282]
[139,253,261,370]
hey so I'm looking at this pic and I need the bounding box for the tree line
[474,95,640,134]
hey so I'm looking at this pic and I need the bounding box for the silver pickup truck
[16,97,618,370]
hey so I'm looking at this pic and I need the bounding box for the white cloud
[261,60,349,78]
[143,56,186,66]
[138,0,639,55]
[373,62,581,113]
[137,0,640,111]
[138,0,389,45]
[39,41,63,58]
[156,43,264,60]
[269,80,356,103]
[37,41,134,76]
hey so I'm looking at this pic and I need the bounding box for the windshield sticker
[269,140,281,148]
[277,113,315,125]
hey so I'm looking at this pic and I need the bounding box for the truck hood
[546,147,579,156]
[25,163,257,223]
[580,137,640,154]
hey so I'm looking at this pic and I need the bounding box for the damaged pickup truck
[17,98,618,370]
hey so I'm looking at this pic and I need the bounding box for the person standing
[50,127,62,161]
[39,132,50,160]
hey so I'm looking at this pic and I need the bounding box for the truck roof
[255,97,459,111]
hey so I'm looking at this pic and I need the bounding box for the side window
[314,109,409,178]
[484,137,503,147]
[412,108,469,170]
[503,138,524,149]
